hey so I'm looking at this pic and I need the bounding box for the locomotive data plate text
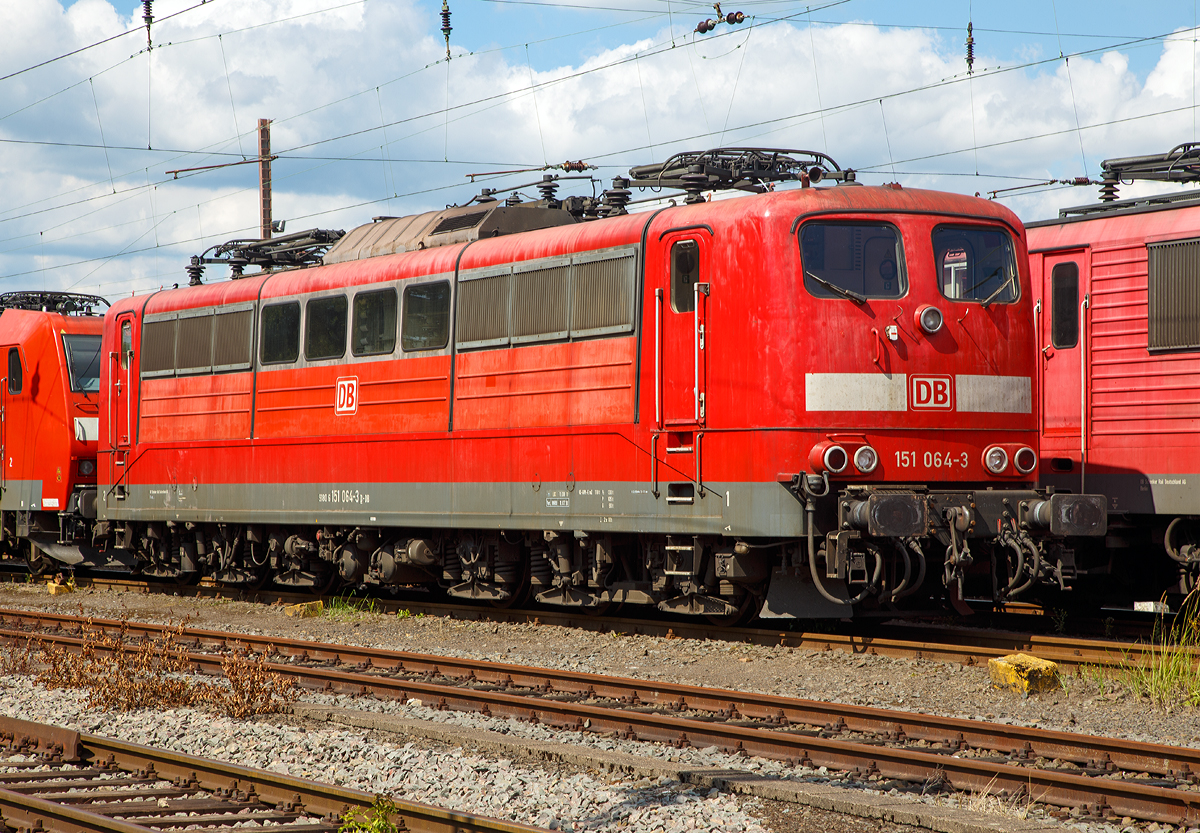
[318,488,372,504]
[894,450,970,470]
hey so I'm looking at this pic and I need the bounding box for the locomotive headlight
[916,305,944,334]
[1013,447,1037,475]
[78,459,95,476]
[983,446,1009,474]
[823,445,848,473]
[853,445,879,474]
[810,442,849,474]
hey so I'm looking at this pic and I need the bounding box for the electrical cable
[0,0,216,85]
[7,8,1199,288]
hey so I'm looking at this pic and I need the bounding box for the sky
[3,0,1200,298]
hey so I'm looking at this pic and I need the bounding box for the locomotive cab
[0,292,108,573]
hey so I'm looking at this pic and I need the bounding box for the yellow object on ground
[46,581,73,595]
[284,600,324,618]
[988,653,1059,695]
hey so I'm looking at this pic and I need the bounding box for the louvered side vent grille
[572,254,636,336]
[1148,239,1200,351]
[457,274,510,347]
[213,310,253,368]
[512,265,569,343]
[431,211,488,235]
[176,315,213,373]
[141,320,177,376]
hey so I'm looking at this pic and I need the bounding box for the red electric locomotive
[84,148,1104,620]
[1027,143,1200,603]
[0,292,108,572]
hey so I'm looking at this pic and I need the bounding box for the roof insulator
[186,256,204,286]
[1099,175,1119,202]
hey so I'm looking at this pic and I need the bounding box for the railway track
[0,715,541,833]
[0,573,1170,672]
[0,609,1197,826]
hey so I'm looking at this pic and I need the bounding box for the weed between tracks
[324,594,382,622]
[1116,590,1200,709]
[1066,589,1200,710]
[1,615,295,718]
[339,795,401,833]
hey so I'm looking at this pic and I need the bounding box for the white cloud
[2,3,1199,295]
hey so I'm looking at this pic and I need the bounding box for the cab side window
[7,348,20,395]
[120,321,132,370]
[1051,262,1080,348]
[670,240,699,313]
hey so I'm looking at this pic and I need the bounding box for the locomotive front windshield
[933,226,1019,304]
[62,334,101,393]
[800,222,906,300]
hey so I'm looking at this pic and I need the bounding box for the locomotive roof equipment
[0,292,108,315]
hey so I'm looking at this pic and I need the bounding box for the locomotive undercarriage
[2,478,1111,620]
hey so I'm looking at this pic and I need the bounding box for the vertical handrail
[695,431,703,497]
[693,282,709,423]
[108,352,118,449]
[124,353,132,447]
[654,289,662,429]
[693,282,701,423]
[651,432,659,498]
[1034,297,1042,432]
[1080,293,1090,494]
[0,376,6,493]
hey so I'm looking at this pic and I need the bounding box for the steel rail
[2,613,1200,824]
[0,580,1168,671]
[0,715,543,833]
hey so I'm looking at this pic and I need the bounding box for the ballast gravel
[0,585,1193,833]
[0,676,769,833]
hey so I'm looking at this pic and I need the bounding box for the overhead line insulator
[966,21,974,75]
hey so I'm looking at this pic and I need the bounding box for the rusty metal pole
[259,118,272,239]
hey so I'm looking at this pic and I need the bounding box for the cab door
[659,232,710,427]
[653,229,711,500]
[0,346,16,497]
[109,315,135,497]
[1038,250,1088,469]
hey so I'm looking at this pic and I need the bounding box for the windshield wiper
[804,270,866,304]
[980,272,1015,308]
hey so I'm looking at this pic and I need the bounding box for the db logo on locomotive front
[910,375,953,410]
[335,376,359,415]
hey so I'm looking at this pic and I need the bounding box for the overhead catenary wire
[7,8,1200,291]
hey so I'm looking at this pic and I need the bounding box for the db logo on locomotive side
[910,375,953,410]
[335,376,359,415]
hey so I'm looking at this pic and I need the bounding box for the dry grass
[8,617,295,717]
